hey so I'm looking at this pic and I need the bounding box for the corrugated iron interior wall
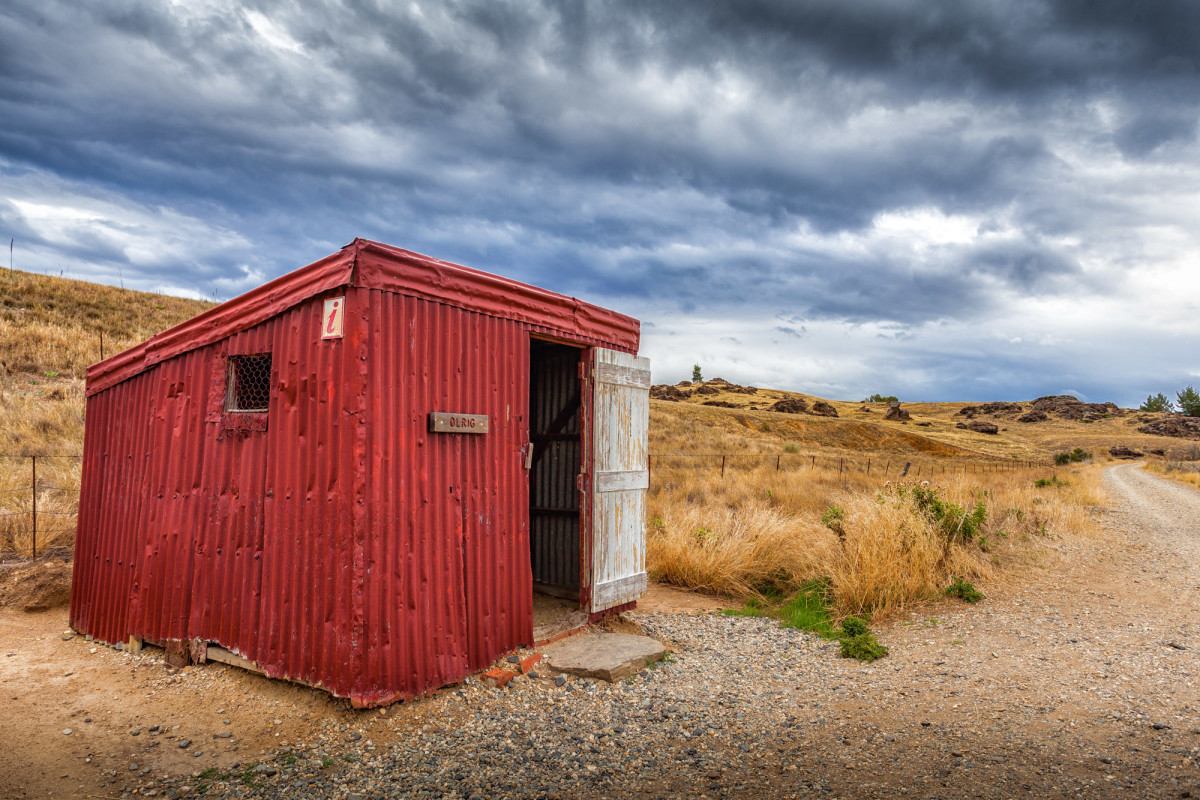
[528,341,583,600]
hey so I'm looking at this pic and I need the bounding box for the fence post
[30,455,37,559]
[720,455,726,477]
[100,331,105,361]
[866,458,871,475]
[838,458,843,478]
[776,454,781,471]
[811,455,816,469]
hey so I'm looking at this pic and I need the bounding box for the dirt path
[3,463,1200,799]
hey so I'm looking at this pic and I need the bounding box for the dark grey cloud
[1,0,1198,400]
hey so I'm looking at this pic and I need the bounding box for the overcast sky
[3,1,1199,405]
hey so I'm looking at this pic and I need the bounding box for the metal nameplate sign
[429,412,489,434]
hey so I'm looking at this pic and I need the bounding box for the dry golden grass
[0,269,213,380]
[0,270,211,555]
[647,454,1106,621]
[0,378,87,553]
[1143,459,1200,492]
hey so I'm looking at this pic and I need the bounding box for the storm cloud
[2,0,1198,404]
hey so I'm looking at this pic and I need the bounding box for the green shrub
[1054,448,1091,465]
[945,577,984,604]
[1035,475,1069,488]
[837,616,888,662]
[821,505,846,538]
[907,486,986,544]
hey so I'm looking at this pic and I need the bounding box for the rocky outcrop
[693,384,720,396]
[811,401,839,418]
[1031,395,1124,422]
[1138,416,1200,439]
[702,400,739,408]
[650,384,692,402]
[884,401,911,421]
[1017,410,1049,423]
[1110,445,1144,459]
[768,398,810,414]
[958,402,1023,418]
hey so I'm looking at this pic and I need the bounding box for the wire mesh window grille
[226,354,272,413]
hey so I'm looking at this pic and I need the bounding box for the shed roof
[86,239,640,396]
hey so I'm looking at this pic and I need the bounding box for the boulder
[859,406,872,412]
[702,400,738,408]
[1109,445,1144,459]
[1017,410,1049,423]
[884,401,911,421]
[693,384,720,396]
[966,420,999,434]
[811,401,839,417]
[768,398,810,414]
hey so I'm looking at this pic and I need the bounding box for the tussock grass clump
[648,501,835,597]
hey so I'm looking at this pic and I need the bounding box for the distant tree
[864,394,899,404]
[692,364,703,383]
[1139,393,1176,413]
[1178,386,1200,417]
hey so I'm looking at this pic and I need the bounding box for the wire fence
[0,454,82,558]
[0,450,1050,558]
[648,452,1051,482]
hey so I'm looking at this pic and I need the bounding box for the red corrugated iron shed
[70,238,651,707]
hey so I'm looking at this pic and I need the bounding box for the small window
[225,353,272,413]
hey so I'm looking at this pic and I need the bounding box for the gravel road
[128,465,1200,798]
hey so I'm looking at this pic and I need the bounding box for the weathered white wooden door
[589,348,651,613]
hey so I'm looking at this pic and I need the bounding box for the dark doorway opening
[528,339,587,641]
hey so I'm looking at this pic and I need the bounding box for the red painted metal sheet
[85,249,355,397]
[353,240,640,354]
[85,239,639,398]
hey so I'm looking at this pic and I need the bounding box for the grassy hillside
[0,270,214,554]
[651,378,1196,464]
[1,269,214,381]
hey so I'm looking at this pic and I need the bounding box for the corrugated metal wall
[72,287,540,705]
[358,288,530,704]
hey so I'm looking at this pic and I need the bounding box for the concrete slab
[543,632,667,682]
